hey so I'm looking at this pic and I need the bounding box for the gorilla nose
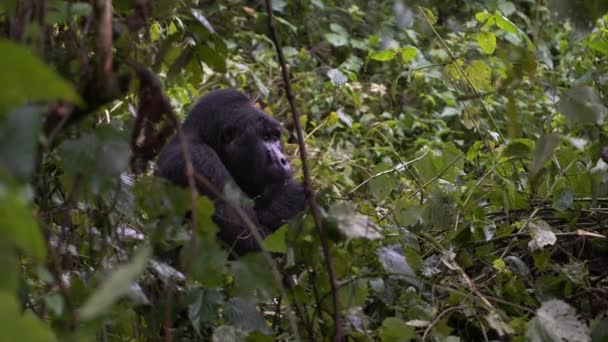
[280,157,288,166]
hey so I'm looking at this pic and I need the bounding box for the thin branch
[349,148,431,195]
[264,1,343,340]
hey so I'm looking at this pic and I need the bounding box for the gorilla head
[182,90,291,197]
[157,89,305,255]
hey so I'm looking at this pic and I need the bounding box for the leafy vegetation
[2,0,608,341]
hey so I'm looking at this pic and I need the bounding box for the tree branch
[264,1,343,340]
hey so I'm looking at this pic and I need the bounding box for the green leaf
[328,202,382,240]
[369,163,397,201]
[399,46,417,62]
[0,39,81,113]
[324,33,349,47]
[262,226,287,253]
[0,248,18,293]
[230,254,276,301]
[368,49,397,62]
[526,300,590,342]
[379,317,416,342]
[0,190,46,261]
[495,13,535,51]
[584,35,608,56]
[477,32,497,54]
[0,292,56,342]
[185,242,227,288]
[327,68,348,86]
[464,60,493,91]
[377,247,419,287]
[0,106,41,181]
[558,86,607,126]
[223,297,269,333]
[78,245,151,321]
[495,13,518,34]
[475,11,493,23]
[529,134,560,177]
[419,7,437,24]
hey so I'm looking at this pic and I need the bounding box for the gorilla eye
[264,129,281,140]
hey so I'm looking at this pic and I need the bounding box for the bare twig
[264,1,343,340]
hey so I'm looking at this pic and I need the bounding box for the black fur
[157,89,305,255]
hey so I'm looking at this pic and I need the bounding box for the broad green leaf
[369,163,397,201]
[526,300,590,342]
[495,13,518,34]
[0,39,81,113]
[328,202,382,240]
[59,127,130,195]
[475,11,493,23]
[223,297,269,333]
[188,289,223,335]
[327,68,348,86]
[0,106,41,181]
[477,32,497,54]
[0,248,18,293]
[584,35,608,56]
[529,134,560,177]
[445,58,465,80]
[78,245,151,321]
[399,46,417,62]
[379,317,416,342]
[368,50,397,62]
[0,190,46,261]
[464,60,492,91]
[495,13,535,51]
[503,139,533,161]
[230,254,275,300]
[324,33,349,47]
[262,226,287,253]
[0,293,56,342]
[338,279,368,309]
[377,246,419,287]
[559,86,607,125]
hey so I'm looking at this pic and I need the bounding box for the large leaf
[0,189,46,261]
[78,245,151,321]
[529,134,560,178]
[559,86,607,125]
[0,39,81,113]
[0,293,56,341]
[328,202,382,240]
[377,246,419,287]
[0,106,41,180]
[526,300,590,342]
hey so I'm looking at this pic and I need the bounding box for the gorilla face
[220,114,292,197]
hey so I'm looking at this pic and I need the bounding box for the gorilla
[156,89,305,255]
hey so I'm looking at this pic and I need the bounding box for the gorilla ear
[221,125,237,144]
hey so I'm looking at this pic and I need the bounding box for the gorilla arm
[157,137,269,255]
[254,180,306,231]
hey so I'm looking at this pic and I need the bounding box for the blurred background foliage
[1,0,608,341]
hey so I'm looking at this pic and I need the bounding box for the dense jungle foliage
[2,0,608,341]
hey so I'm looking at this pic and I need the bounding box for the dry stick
[264,1,343,340]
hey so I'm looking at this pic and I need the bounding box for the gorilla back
[157,89,305,255]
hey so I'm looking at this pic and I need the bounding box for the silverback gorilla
[157,89,305,255]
